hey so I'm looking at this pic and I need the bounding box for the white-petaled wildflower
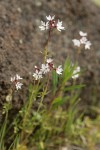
[85,41,92,49]
[16,74,23,80]
[73,31,92,50]
[72,39,81,47]
[80,37,87,44]
[39,15,65,32]
[39,21,49,31]
[33,70,42,80]
[16,82,23,90]
[72,66,80,79]
[79,31,87,37]
[46,58,53,63]
[10,74,23,90]
[46,15,55,21]
[40,64,50,74]
[46,58,54,70]
[56,20,65,32]
[56,65,63,75]
[10,76,15,82]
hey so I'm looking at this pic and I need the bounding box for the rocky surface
[0,0,100,108]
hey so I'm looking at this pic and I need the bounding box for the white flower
[56,20,65,32]
[11,76,15,82]
[79,31,87,37]
[72,39,80,47]
[10,74,23,90]
[80,37,87,44]
[10,74,23,82]
[33,70,42,80]
[46,15,55,21]
[56,65,63,75]
[40,64,50,74]
[39,21,49,31]
[46,58,53,63]
[72,74,79,79]
[39,16,65,32]
[10,74,22,82]
[72,66,80,79]
[85,41,92,49]
[73,31,92,50]
[16,82,23,90]
[16,74,23,80]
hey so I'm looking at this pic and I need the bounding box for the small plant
[0,15,98,150]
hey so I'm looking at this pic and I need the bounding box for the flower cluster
[72,66,80,79]
[10,74,23,90]
[10,16,91,90]
[33,58,63,80]
[39,15,65,32]
[72,31,92,49]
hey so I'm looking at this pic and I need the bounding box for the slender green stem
[20,80,40,142]
[20,91,34,142]
[8,134,19,150]
[0,111,8,150]
[37,73,50,112]
[43,30,51,63]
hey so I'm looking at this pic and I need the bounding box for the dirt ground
[0,0,100,111]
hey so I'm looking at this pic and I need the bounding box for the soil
[0,0,100,110]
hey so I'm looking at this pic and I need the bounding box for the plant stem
[20,80,40,142]
[0,111,8,150]
[44,30,51,63]
[37,73,50,112]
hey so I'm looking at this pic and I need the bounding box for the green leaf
[52,97,62,108]
[61,58,77,84]
[52,70,58,94]
[64,84,85,91]
[51,97,69,109]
